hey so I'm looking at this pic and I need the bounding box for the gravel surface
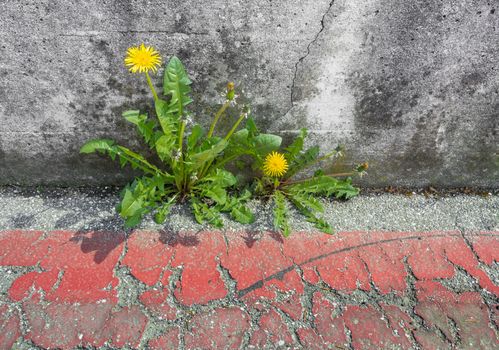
[0,186,497,233]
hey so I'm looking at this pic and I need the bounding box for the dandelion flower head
[263,152,288,178]
[124,44,162,73]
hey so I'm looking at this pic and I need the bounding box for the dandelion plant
[253,129,368,237]
[81,44,277,227]
[80,43,366,235]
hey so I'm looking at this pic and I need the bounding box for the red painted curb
[0,230,498,349]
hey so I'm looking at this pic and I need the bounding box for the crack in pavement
[238,233,463,298]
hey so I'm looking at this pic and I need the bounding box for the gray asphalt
[0,187,497,233]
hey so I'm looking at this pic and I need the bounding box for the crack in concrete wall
[289,0,336,106]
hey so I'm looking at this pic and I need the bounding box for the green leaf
[230,204,254,224]
[191,198,223,228]
[120,188,144,218]
[286,176,360,199]
[188,124,204,151]
[214,189,254,225]
[253,134,282,156]
[122,110,141,123]
[124,213,143,228]
[331,178,360,199]
[80,139,172,178]
[189,139,228,171]
[201,185,227,205]
[123,110,158,147]
[155,134,176,162]
[287,192,332,234]
[154,98,178,151]
[217,126,281,170]
[285,146,320,179]
[154,196,176,224]
[284,128,307,162]
[199,169,237,188]
[116,146,168,176]
[245,117,259,137]
[80,139,115,154]
[163,56,193,118]
[286,191,324,213]
[273,191,291,237]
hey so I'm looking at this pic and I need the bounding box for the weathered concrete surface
[0,0,498,187]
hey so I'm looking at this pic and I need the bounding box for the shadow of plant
[158,229,200,247]
[69,230,128,264]
[241,230,284,248]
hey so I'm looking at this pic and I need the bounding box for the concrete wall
[1,0,498,188]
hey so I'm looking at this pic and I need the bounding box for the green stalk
[178,120,186,153]
[207,101,230,138]
[199,112,246,178]
[224,112,246,141]
[177,120,186,191]
[145,72,158,101]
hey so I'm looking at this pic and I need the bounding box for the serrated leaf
[284,128,307,162]
[154,196,176,224]
[286,176,360,199]
[163,56,193,118]
[287,191,324,213]
[155,134,175,161]
[80,139,115,154]
[124,213,143,228]
[201,185,227,205]
[116,146,168,176]
[81,139,169,177]
[285,146,320,179]
[231,204,254,224]
[122,110,141,123]
[217,127,281,170]
[331,179,360,199]
[245,117,259,137]
[123,111,158,147]
[191,198,223,228]
[287,192,332,234]
[273,191,291,237]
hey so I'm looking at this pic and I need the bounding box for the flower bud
[226,82,235,100]
[356,162,369,172]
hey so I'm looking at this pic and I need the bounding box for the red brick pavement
[0,230,497,349]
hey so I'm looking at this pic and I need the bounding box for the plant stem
[178,120,186,153]
[145,72,158,101]
[224,112,246,141]
[199,111,246,178]
[315,150,340,164]
[274,178,280,190]
[207,101,230,138]
[177,120,186,189]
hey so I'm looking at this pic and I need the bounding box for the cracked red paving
[0,230,498,349]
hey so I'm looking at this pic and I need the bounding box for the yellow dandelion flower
[263,152,289,178]
[124,44,162,73]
